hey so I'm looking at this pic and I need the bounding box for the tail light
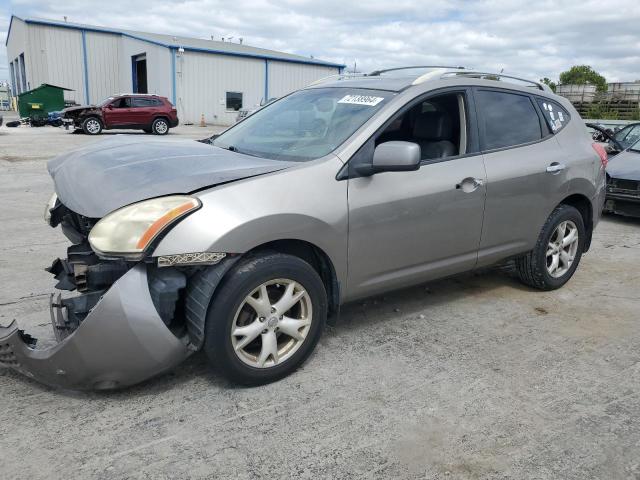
[592,143,608,168]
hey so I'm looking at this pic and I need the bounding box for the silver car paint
[48,136,296,218]
[346,155,486,300]
[607,148,640,181]
[153,155,350,290]
[157,77,601,301]
[0,264,190,390]
[1,75,603,389]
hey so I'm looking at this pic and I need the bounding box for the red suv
[62,94,179,135]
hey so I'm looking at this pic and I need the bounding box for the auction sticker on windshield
[338,95,385,106]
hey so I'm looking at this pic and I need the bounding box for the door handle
[546,162,566,173]
[456,177,484,192]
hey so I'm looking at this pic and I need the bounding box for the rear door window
[536,98,570,133]
[476,90,542,150]
[132,97,160,107]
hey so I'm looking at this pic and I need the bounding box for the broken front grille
[608,177,640,195]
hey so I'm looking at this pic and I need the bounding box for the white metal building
[5,15,344,125]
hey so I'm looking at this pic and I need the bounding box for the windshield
[629,137,640,153]
[213,88,394,162]
[97,96,115,107]
[615,124,640,149]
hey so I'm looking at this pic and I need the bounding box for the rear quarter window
[132,97,162,107]
[476,90,542,150]
[536,98,570,133]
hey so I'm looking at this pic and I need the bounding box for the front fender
[152,156,348,285]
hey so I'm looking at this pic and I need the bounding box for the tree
[539,77,557,92]
[559,65,607,92]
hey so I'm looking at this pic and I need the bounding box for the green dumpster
[17,83,73,120]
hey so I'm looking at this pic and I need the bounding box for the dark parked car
[63,94,178,135]
[588,123,640,217]
[604,137,640,217]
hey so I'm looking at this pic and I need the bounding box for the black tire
[151,117,169,135]
[82,116,102,135]
[515,204,586,290]
[203,253,327,385]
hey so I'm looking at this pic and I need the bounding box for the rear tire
[516,204,585,290]
[82,116,102,135]
[151,117,169,135]
[203,253,327,385]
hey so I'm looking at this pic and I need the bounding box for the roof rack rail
[307,72,373,86]
[117,92,161,96]
[368,65,466,76]
[440,71,552,92]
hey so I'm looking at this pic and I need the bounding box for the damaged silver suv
[1,67,606,390]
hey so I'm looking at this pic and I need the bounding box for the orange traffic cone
[199,113,206,127]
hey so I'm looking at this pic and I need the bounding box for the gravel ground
[1,119,639,479]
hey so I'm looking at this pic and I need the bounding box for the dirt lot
[1,118,639,479]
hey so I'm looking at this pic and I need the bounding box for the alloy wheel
[546,220,579,278]
[155,120,168,134]
[86,119,100,134]
[231,279,312,368]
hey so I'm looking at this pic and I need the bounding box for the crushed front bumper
[0,264,192,390]
[605,190,640,218]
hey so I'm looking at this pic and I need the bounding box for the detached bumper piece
[0,264,191,390]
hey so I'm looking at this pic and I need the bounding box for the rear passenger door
[130,97,156,126]
[474,88,568,267]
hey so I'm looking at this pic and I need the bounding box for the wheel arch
[152,115,171,126]
[558,193,593,251]
[82,114,103,124]
[184,238,341,350]
[244,239,341,319]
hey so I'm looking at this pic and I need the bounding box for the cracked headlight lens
[89,196,201,258]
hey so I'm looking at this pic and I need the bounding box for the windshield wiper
[225,145,258,157]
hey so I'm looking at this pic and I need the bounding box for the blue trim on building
[171,48,177,105]
[131,55,138,92]
[10,15,345,69]
[81,30,90,103]
[264,59,269,101]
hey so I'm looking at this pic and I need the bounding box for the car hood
[607,149,640,181]
[48,136,295,217]
[62,105,95,114]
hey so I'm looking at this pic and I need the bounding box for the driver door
[103,97,133,127]
[345,90,487,301]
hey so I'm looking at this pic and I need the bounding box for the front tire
[203,253,327,385]
[151,118,169,135]
[516,204,585,290]
[82,117,102,135]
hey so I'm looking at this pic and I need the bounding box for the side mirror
[106,104,114,109]
[372,141,421,172]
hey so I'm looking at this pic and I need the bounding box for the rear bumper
[169,117,179,128]
[0,264,192,390]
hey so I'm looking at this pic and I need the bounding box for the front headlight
[44,192,58,225]
[88,196,201,258]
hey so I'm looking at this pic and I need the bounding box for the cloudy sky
[1,0,639,86]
